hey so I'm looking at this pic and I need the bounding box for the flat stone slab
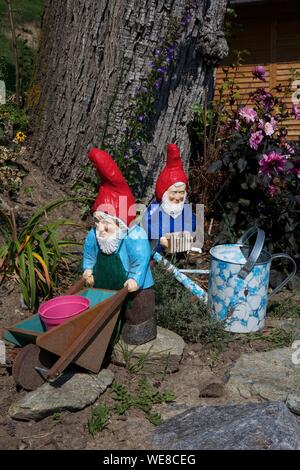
[225,347,300,407]
[153,401,300,449]
[112,326,185,373]
[9,368,114,421]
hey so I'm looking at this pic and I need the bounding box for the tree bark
[29,0,228,199]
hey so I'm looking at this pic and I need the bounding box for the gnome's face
[161,183,186,218]
[94,211,126,255]
[94,213,119,239]
[167,183,186,204]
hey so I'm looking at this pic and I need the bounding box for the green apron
[93,235,128,290]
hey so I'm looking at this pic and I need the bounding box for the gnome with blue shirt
[83,148,156,345]
[142,144,196,253]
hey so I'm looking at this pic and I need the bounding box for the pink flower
[283,142,295,155]
[238,107,257,123]
[259,151,287,177]
[268,185,280,198]
[252,66,267,82]
[258,119,265,129]
[264,122,274,136]
[270,117,277,129]
[292,104,300,119]
[233,119,241,131]
[249,130,264,150]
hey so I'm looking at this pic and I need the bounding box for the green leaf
[207,160,223,173]
[25,243,36,310]
[237,158,247,173]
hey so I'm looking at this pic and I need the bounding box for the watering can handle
[268,253,297,298]
[237,228,265,279]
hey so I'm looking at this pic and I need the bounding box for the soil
[0,153,300,450]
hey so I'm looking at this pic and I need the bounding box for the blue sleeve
[82,228,99,271]
[192,212,197,232]
[125,227,151,288]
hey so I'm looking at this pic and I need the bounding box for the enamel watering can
[152,227,296,333]
[207,227,297,333]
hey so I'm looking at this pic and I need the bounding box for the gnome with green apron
[82,148,156,345]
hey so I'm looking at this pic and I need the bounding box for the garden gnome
[142,144,196,253]
[83,148,156,345]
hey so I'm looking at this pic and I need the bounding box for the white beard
[96,228,125,255]
[161,192,186,219]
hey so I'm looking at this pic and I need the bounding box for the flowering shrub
[198,64,300,255]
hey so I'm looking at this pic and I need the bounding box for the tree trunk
[29,0,228,199]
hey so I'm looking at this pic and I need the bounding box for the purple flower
[268,185,280,198]
[259,151,287,177]
[270,117,277,129]
[149,62,155,69]
[249,130,264,150]
[291,103,300,119]
[283,142,295,155]
[250,88,274,111]
[258,119,264,129]
[233,119,240,131]
[238,107,257,123]
[157,66,166,74]
[153,77,162,90]
[181,12,192,27]
[264,122,275,136]
[252,66,267,82]
[296,195,300,205]
[137,115,145,123]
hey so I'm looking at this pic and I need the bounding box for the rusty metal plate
[12,344,55,391]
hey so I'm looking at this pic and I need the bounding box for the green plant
[267,299,300,319]
[153,262,228,349]
[0,198,82,310]
[52,411,61,421]
[88,403,110,436]
[24,185,34,196]
[0,102,28,145]
[231,327,295,349]
[118,342,154,374]
[110,377,175,425]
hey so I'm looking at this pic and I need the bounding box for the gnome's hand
[83,269,94,287]
[124,278,139,292]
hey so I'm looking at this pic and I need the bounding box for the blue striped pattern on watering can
[208,228,297,333]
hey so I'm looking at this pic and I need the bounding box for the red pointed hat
[88,148,136,226]
[155,144,188,202]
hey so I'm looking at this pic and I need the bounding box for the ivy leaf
[237,158,247,173]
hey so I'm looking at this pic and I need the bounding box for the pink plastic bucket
[38,295,90,330]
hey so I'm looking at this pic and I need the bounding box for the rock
[153,401,300,449]
[286,393,300,415]
[225,347,300,403]
[9,368,114,421]
[198,373,225,398]
[112,327,185,373]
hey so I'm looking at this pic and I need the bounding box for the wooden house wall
[215,1,300,140]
